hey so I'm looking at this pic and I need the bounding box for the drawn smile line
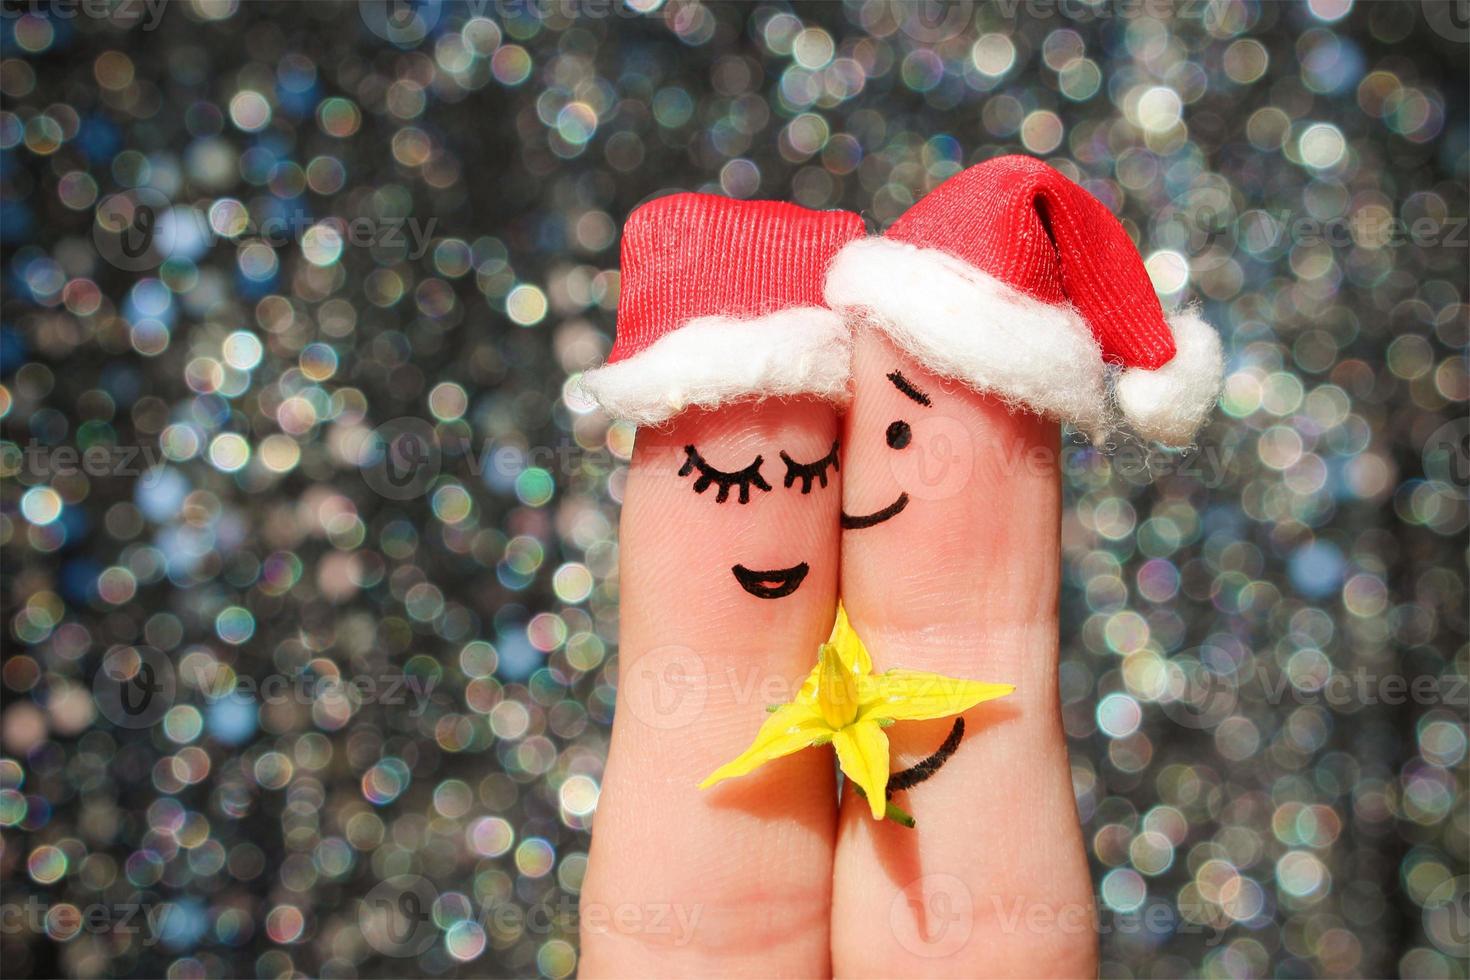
[731,562,810,600]
[840,492,910,530]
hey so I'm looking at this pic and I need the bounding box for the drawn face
[839,330,983,543]
[624,400,841,602]
[839,366,929,530]
[678,438,839,598]
[838,326,1060,637]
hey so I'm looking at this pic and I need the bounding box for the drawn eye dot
[886,420,911,450]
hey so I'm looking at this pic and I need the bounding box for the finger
[829,329,1095,977]
[580,398,842,977]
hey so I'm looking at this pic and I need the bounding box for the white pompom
[1114,308,1224,447]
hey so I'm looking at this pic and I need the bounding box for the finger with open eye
[827,328,1091,977]
[574,194,864,976]
[822,156,1222,977]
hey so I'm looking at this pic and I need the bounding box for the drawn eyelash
[780,441,840,494]
[679,445,772,504]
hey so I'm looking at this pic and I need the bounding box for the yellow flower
[699,605,1014,820]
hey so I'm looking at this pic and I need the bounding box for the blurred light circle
[445,920,486,961]
[229,91,272,132]
[556,102,598,145]
[971,34,1015,77]
[552,563,594,603]
[1097,693,1143,738]
[28,844,67,884]
[222,330,264,370]
[1138,86,1183,132]
[515,837,555,877]
[209,433,251,472]
[1145,250,1190,294]
[468,816,514,857]
[215,606,255,645]
[20,487,62,525]
[265,905,304,943]
[301,223,344,266]
[1020,110,1064,153]
[558,775,599,818]
[506,284,548,326]
[1101,868,1147,912]
[1299,122,1346,169]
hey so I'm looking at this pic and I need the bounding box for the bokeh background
[1,0,1466,977]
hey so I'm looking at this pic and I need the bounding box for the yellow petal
[816,643,860,730]
[833,720,890,820]
[827,603,872,677]
[860,670,1014,724]
[699,702,829,789]
[793,659,822,705]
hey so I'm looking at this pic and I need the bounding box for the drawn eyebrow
[886,371,931,406]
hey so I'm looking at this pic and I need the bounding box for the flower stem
[883,800,916,828]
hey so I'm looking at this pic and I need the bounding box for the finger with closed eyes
[576,192,864,977]
[579,400,843,977]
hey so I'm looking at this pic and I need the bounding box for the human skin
[829,327,1096,977]
[580,334,1096,977]
[579,397,844,977]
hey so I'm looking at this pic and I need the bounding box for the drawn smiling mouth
[840,492,910,530]
[731,562,810,600]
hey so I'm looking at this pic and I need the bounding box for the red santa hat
[580,193,866,424]
[824,155,1223,446]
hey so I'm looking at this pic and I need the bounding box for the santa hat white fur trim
[1114,307,1223,448]
[824,237,1111,438]
[577,307,851,425]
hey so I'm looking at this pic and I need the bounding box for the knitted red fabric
[608,193,866,364]
[885,156,1178,370]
